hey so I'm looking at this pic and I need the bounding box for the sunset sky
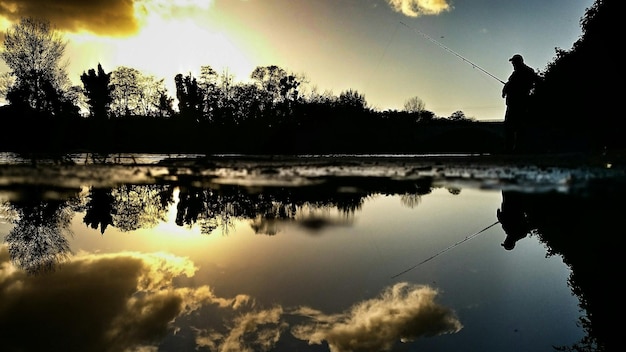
[0,0,593,120]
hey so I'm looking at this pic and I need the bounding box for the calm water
[0,153,621,352]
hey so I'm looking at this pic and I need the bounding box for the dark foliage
[80,63,114,120]
[507,188,622,351]
[532,0,620,152]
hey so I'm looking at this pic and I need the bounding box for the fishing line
[365,21,402,94]
[376,21,402,74]
[391,220,501,279]
[399,21,505,85]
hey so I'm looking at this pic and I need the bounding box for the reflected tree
[173,182,382,235]
[175,185,206,228]
[111,185,171,232]
[83,187,116,234]
[400,193,421,208]
[447,188,461,195]
[174,185,235,235]
[4,200,74,274]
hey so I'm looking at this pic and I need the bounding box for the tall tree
[533,0,619,150]
[110,66,141,117]
[0,17,71,114]
[136,74,167,117]
[338,89,367,110]
[0,72,15,105]
[251,65,287,102]
[175,73,204,121]
[403,96,425,113]
[80,63,113,120]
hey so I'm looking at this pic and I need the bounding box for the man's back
[504,63,537,107]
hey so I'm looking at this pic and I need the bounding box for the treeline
[1,0,621,154]
[0,16,482,154]
[0,103,489,154]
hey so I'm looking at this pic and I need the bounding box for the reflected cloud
[196,306,287,352]
[292,282,462,351]
[0,248,461,351]
[0,246,250,352]
[193,282,462,352]
[387,0,452,17]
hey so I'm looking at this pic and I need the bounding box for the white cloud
[387,0,453,17]
[291,282,463,352]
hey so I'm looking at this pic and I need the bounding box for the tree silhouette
[4,200,73,274]
[110,66,142,117]
[403,96,425,114]
[533,0,620,151]
[175,73,204,122]
[136,74,168,117]
[111,185,170,232]
[83,187,116,234]
[1,17,77,116]
[80,63,113,120]
[251,65,287,102]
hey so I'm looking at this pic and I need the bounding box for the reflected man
[497,191,531,250]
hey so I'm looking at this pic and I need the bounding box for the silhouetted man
[497,191,531,250]
[502,54,539,153]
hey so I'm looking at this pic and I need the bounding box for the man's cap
[509,54,524,63]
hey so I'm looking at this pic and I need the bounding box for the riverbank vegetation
[0,0,619,155]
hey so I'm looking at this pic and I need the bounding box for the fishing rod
[391,220,501,279]
[399,21,506,85]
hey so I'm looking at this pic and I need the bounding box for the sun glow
[64,0,255,93]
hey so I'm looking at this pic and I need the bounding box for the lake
[0,152,621,352]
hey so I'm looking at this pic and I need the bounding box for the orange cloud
[0,0,139,36]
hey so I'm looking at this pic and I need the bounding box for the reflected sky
[0,184,585,352]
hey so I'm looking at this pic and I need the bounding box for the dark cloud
[0,247,244,351]
[0,0,139,36]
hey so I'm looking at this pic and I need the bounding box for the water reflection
[0,160,620,351]
[2,186,78,274]
[497,191,534,250]
[0,244,461,351]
